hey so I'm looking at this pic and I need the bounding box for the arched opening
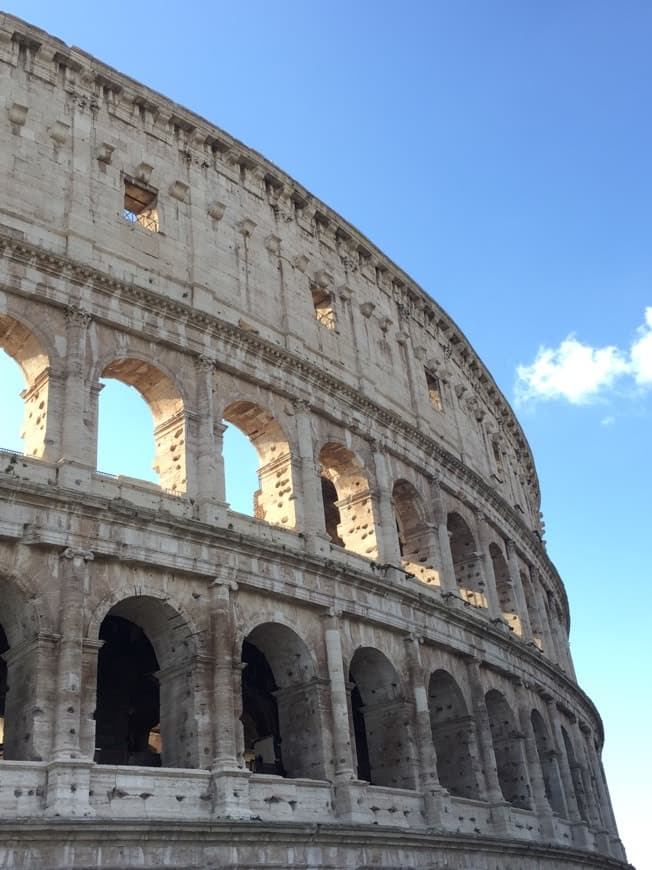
[447,512,486,608]
[241,623,326,780]
[0,350,26,455]
[97,379,157,483]
[489,542,521,634]
[95,614,160,766]
[0,577,42,761]
[348,647,417,790]
[531,709,565,815]
[561,726,589,822]
[428,670,479,798]
[392,480,440,585]
[223,401,295,528]
[100,358,186,492]
[0,314,51,458]
[223,423,259,515]
[319,443,379,559]
[485,689,531,809]
[94,596,198,768]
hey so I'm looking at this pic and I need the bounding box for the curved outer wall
[0,14,628,870]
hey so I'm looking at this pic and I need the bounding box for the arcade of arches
[0,577,605,833]
[0,316,569,668]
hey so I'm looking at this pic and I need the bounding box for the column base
[609,835,627,861]
[332,779,373,824]
[570,819,592,849]
[56,459,94,490]
[196,498,228,525]
[304,531,332,557]
[210,767,252,819]
[488,800,512,834]
[422,783,451,829]
[45,759,95,818]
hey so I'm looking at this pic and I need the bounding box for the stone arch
[447,512,486,607]
[222,400,296,528]
[428,669,480,798]
[0,312,53,458]
[86,584,203,652]
[489,542,521,634]
[485,689,531,809]
[93,594,200,769]
[531,709,566,815]
[348,646,417,789]
[241,621,327,780]
[100,356,187,492]
[392,479,439,585]
[319,442,379,559]
[561,725,589,822]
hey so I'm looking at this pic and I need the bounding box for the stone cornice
[0,230,567,622]
[0,11,541,510]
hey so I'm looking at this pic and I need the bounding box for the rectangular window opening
[123,177,159,232]
[312,287,336,330]
[425,368,443,411]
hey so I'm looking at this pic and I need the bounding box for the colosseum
[0,13,629,870]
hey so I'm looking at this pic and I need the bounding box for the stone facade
[0,13,629,870]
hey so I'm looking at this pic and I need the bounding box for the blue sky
[1,2,650,866]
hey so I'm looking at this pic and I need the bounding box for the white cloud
[601,416,615,426]
[515,307,652,405]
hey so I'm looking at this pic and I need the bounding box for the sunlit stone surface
[0,13,628,869]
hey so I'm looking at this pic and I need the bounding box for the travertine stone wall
[0,13,628,870]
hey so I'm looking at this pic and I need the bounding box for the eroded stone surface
[0,12,628,870]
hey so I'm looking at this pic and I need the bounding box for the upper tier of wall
[0,12,543,537]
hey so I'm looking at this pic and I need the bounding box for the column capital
[195,353,217,372]
[64,305,92,329]
[292,397,312,414]
[211,574,238,593]
[321,607,344,633]
[60,547,94,563]
[403,631,425,650]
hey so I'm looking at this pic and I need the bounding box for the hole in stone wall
[311,286,336,329]
[425,368,443,411]
[123,178,159,232]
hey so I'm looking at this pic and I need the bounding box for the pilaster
[370,444,402,566]
[404,634,449,828]
[51,547,93,761]
[465,658,511,833]
[192,355,227,524]
[505,538,533,639]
